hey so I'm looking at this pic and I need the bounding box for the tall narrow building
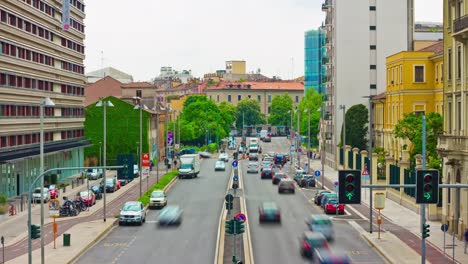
[0,0,89,198]
[321,0,410,168]
[304,29,326,93]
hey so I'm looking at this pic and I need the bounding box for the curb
[238,162,254,264]
[68,218,118,264]
[360,233,393,264]
[144,174,179,213]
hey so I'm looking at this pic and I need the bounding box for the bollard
[20,195,24,212]
[71,180,74,189]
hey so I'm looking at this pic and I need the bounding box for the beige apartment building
[205,81,304,115]
[0,0,88,198]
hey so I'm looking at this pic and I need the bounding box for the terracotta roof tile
[121,82,154,88]
[206,81,304,91]
[418,41,443,55]
[84,76,122,106]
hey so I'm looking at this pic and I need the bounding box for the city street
[242,137,385,264]
[76,158,231,264]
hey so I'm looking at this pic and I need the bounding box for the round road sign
[314,170,321,177]
[235,213,246,222]
[334,181,339,187]
[225,194,234,202]
[441,224,449,232]
[233,176,239,182]
[232,160,238,168]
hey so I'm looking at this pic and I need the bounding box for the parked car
[278,178,295,194]
[259,202,281,223]
[214,161,226,171]
[85,168,103,180]
[76,191,96,206]
[118,178,128,187]
[247,162,259,173]
[133,165,140,177]
[119,201,146,226]
[157,205,183,226]
[32,188,50,203]
[198,152,212,158]
[219,153,229,162]
[314,190,331,206]
[323,199,345,214]
[299,175,316,188]
[101,178,117,193]
[48,185,59,199]
[321,193,338,209]
[90,185,103,200]
[299,231,329,258]
[294,169,304,182]
[261,168,274,179]
[272,172,287,185]
[306,215,334,241]
[149,190,167,208]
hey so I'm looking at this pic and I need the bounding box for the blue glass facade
[304,29,326,93]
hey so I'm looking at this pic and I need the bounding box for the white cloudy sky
[84,0,442,81]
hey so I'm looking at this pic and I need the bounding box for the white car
[32,188,50,203]
[247,162,259,173]
[219,153,229,162]
[215,161,226,171]
[119,201,146,225]
[149,190,167,208]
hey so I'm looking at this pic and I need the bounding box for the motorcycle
[73,198,86,212]
[60,199,78,217]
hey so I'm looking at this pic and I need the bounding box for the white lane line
[112,236,136,264]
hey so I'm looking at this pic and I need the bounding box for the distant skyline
[84,0,442,81]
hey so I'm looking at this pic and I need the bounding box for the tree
[340,104,368,151]
[236,98,264,130]
[269,94,293,126]
[219,101,237,135]
[393,112,443,168]
[295,89,323,148]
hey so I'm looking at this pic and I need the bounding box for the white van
[260,130,268,140]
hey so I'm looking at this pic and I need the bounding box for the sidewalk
[298,154,468,263]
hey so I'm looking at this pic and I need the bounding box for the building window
[369,26,376,30]
[216,95,219,102]
[387,69,390,85]
[435,63,438,82]
[369,6,376,11]
[370,84,377,89]
[400,65,403,83]
[457,101,461,131]
[448,101,452,132]
[228,95,231,102]
[440,63,443,81]
[448,49,452,80]
[457,46,461,79]
[295,96,299,103]
[257,95,261,101]
[370,65,376,70]
[370,45,376,50]
[268,106,271,114]
[136,90,142,98]
[267,95,271,102]
[414,65,425,83]
[238,95,242,101]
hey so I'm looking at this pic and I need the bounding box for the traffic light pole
[421,115,427,264]
[233,218,237,264]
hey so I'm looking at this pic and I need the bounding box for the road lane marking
[112,236,136,264]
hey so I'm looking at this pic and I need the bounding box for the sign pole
[378,210,381,240]
[443,228,446,256]
[421,115,426,264]
[53,218,57,249]
[233,218,237,264]
[1,236,4,264]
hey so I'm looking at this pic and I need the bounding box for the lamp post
[304,109,310,172]
[318,105,325,189]
[98,142,102,166]
[96,99,114,222]
[133,97,148,197]
[364,90,377,233]
[339,105,346,169]
[165,104,170,173]
[36,97,54,264]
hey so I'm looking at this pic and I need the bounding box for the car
[306,215,334,241]
[119,201,146,226]
[299,231,329,258]
[259,202,281,223]
[247,162,259,173]
[278,178,295,193]
[314,190,331,205]
[215,161,226,171]
[90,185,103,200]
[198,152,212,158]
[274,154,286,166]
[321,193,338,209]
[261,168,273,179]
[115,178,121,190]
[32,188,50,203]
[149,190,167,208]
[85,168,102,180]
[294,170,304,183]
[157,205,183,226]
[262,156,273,162]
[249,152,259,161]
[76,191,96,206]
[260,161,271,171]
[272,172,287,185]
[178,148,196,156]
[272,164,282,173]
[101,178,117,193]
[48,185,59,199]
[299,175,316,188]
[263,135,272,142]
[219,153,229,162]
[133,165,140,177]
[118,178,128,187]
[315,250,352,264]
[324,199,345,214]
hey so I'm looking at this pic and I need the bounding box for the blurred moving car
[90,185,102,200]
[149,190,167,208]
[158,205,183,226]
[219,153,229,162]
[215,161,226,171]
[261,168,274,179]
[314,190,331,205]
[324,199,345,214]
[299,231,329,258]
[119,201,146,226]
[299,175,316,188]
[48,185,59,199]
[278,178,295,193]
[272,172,287,185]
[76,191,96,206]
[198,152,212,158]
[306,215,334,241]
[315,250,351,264]
[33,188,50,203]
[247,162,259,173]
[321,193,338,209]
[259,202,281,223]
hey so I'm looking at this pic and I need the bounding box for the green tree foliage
[269,93,293,126]
[235,98,264,129]
[393,112,443,169]
[339,104,368,151]
[295,89,323,148]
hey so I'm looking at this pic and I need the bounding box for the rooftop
[418,41,444,56]
[206,81,304,91]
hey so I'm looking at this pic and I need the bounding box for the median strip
[137,170,178,206]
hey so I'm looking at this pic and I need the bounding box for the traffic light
[31,224,41,239]
[226,200,233,210]
[416,169,439,204]
[236,220,245,234]
[338,170,361,204]
[225,219,234,234]
[422,224,430,238]
[233,152,238,160]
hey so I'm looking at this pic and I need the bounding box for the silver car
[215,161,226,171]
[247,162,259,173]
[219,153,229,162]
[306,215,334,241]
[119,201,146,226]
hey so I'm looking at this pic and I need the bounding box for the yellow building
[382,42,444,161]
[226,61,246,75]
[437,0,468,240]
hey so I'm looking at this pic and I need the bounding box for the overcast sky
[84,0,442,81]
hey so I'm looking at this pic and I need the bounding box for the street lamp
[133,97,148,197]
[96,99,114,222]
[339,104,346,169]
[364,88,377,233]
[295,108,301,168]
[304,109,310,173]
[318,105,325,189]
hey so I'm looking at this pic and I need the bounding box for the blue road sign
[441,224,448,232]
[232,160,238,168]
[233,176,239,182]
[314,170,321,177]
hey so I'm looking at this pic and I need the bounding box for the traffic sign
[441,224,448,232]
[142,153,150,167]
[314,170,321,177]
[334,181,339,187]
[225,194,234,202]
[232,160,238,168]
[235,213,246,222]
[362,168,369,176]
[233,176,239,182]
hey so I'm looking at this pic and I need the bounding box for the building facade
[304,29,326,93]
[84,76,122,106]
[322,0,410,168]
[205,82,304,115]
[0,0,89,198]
[86,67,133,84]
[437,0,468,240]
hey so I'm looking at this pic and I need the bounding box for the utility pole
[297,109,300,168]
[156,113,160,183]
[339,105,346,169]
[321,103,325,189]
[421,114,427,264]
[368,95,374,233]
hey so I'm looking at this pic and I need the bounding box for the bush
[137,170,178,206]
[207,143,218,153]
[0,193,7,205]
[0,193,7,215]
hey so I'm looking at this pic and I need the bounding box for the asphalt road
[242,137,386,264]
[76,158,230,264]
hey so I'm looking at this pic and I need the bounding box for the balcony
[453,14,468,40]
[322,0,331,11]
[438,135,468,156]
[322,57,329,65]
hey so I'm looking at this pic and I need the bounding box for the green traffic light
[346,192,353,200]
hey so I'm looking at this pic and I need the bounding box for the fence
[348,151,353,169]
[404,169,416,198]
[356,153,362,171]
[389,164,400,191]
[339,148,344,165]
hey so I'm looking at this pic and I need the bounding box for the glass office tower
[304,29,326,93]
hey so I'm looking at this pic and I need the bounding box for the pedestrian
[173,159,178,168]
[464,228,468,254]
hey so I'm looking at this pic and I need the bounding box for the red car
[76,191,96,206]
[261,168,274,179]
[324,199,345,214]
[48,185,59,199]
[116,178,121,190]
[272,172,287,185]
